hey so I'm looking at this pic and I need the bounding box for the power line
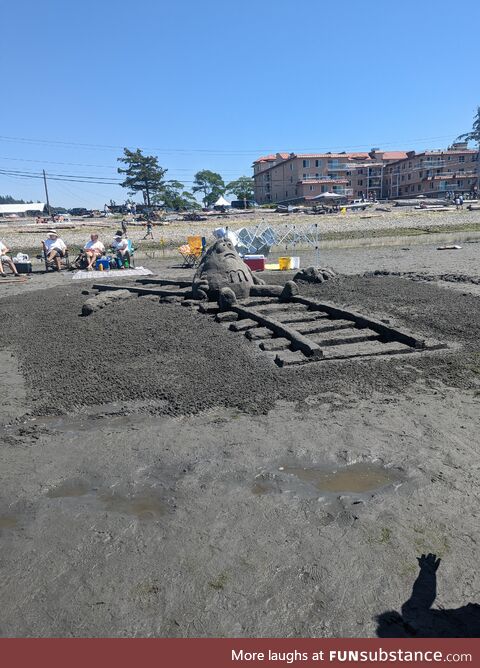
[0,133,459,155]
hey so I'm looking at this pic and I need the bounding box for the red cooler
[244,254,265,271]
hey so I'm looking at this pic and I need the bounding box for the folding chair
[43,247,70,272]
[179,235,204,268]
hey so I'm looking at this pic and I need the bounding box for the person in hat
[42,230,68,271]
[110,231,130,268]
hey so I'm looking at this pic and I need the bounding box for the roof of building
[380,151,409,160]
[0,202,45,214]
[295,152,371,160]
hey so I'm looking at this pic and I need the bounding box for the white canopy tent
[213,195,231,207]
[0,202,46,215]
[312,192,345,200]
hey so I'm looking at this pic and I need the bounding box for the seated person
[110,232,130,268]
[83,234,105,270]
[42,230,67,271]
[0,240,20,277]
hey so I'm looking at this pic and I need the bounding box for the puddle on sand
[0,516,18,529]
[47,480,92,498]
[46,480,166,520]
[100,492,166,519]
[282,462,399,493]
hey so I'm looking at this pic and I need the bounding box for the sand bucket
[278,256,291,271]
[290,257,300,269]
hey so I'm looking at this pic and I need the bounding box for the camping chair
[179,235,204,268]
[43,246,70,272]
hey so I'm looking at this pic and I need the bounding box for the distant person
[455,196,461,209]
[42,229,67,271]
[131,203,137,218]
[126,202,132,216]
[83,233,105,271]
[121,219,128,236]
[0,240,21,277]
[459,195,464,208]
[110,231,130,268]
[143,220,154,240]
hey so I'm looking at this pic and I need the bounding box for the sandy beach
[1,212,479,637]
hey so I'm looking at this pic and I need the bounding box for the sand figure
[192,238,299,306]
[376,553,480,637]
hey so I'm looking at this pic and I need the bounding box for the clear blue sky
[1,0,479,208]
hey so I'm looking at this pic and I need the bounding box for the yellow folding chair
[179,236,204,268]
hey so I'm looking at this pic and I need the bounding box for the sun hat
[47,229,58,235]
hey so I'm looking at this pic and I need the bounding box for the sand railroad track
[94,279,447,367]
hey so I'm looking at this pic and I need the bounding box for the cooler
[14,261,32,274]
[244,254,265,271]
[95,257,110,271]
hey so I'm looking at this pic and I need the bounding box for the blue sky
[1,0,479,207]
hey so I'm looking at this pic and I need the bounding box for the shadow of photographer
[376,553,480,637]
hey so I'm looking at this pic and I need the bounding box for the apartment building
[253,150,408,204]
[383,142,478,198]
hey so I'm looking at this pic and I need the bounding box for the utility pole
[43,170,51,218]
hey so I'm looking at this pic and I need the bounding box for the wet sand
[1,239,479,637]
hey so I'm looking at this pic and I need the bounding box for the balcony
[301,175,347,182]
[327,163,351,171]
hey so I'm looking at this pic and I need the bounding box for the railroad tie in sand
[72,267,153,280]
[81,289,133,316]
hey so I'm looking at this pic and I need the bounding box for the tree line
[117,148,254,209]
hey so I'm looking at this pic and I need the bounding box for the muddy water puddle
[47,480,93,498]
[100,492,165,519]
[254,462,401,498]
[283,462,399,493]
[46,480,167,520]
[0,516,18,529]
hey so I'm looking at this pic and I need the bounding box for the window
[419,171,423,178]
[459,155,465,162]
[303,173,307,179]
[358,180,363,186]
[408,174,411,180]
[290,176,293,183]
[303,159,310,168]
[290,164,293,170]
[315,159,321,167]
[418,184,421,191]
[358,169,363,175]
[309,185,314,191]
[286,191,288,197]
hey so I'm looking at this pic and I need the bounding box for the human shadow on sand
[376,553,480,637]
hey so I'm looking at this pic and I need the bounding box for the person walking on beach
[121,219,128,236]
[143,220,154,240]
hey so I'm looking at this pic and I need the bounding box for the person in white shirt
[42,230,67,271]
[0,240,20,277]
[83,234,105,270]
[110,231,130,268]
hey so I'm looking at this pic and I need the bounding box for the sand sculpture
[192,238,299,307]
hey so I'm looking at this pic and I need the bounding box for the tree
[457,106,480,194]
[226,175,255,203]
[117,148,167,207]
[192,170,225,207]
[0,195,26,204]
[154,180,201,211]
